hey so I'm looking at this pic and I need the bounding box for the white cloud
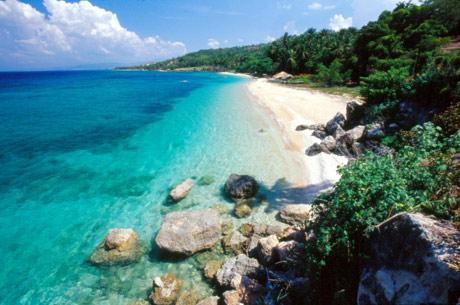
[329,14,353,31]
[207,38,220,49]
[324,5,336,10]
[265,35,276,42]
[0,0,186,70]
[308,2,322,10]
[283,20,299,34]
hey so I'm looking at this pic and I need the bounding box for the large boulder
[346,125,365,141]
[325,112,346,135]
[149,273,182,305]
[335,133,362,158]
[88,228,144,266]
[155,209,222,255]
[224,174,259,201]
[216,254,261,288]
[169,179,193,202]
[279,204,314,226]
[272,71,293,81]
[358,213,460,305]
[257,235,279,264]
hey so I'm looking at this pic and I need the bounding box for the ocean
[0,70,302,304]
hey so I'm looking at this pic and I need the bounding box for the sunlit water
[0,71,302,305]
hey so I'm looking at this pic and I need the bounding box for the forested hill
[119,44,272,74]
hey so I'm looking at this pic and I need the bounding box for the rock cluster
[155,209,222,255]
[358,213,460,305]
[88,228,144,266]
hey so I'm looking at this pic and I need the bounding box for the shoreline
[245,78,349,201]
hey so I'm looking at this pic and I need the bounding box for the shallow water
[0,71,302,305]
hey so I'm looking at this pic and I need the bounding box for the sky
[0,0,402,71]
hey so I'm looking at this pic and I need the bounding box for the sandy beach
[246,78,349,202]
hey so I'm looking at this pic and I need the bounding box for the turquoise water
[0,71,299,305]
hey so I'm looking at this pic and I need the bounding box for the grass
[287,74,362,99]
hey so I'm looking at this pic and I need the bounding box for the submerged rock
[196,296,220,305]
[88,228,144,266]
[204,260,224,280]
[358,213,460,305]
[155,209,222,255]
[279,204,314,226]
[223,231,248,255]
[224,174,259,201]
[234,202,252,218]
[126,300,149,305]
[216,254,261,288]
[198,175,215,186]
[176,290,200,305]
[149,273,182,305]
[169,179,193,202]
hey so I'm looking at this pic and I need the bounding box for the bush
[360,67,410,104]
[305,122,460,305]
[313,59,348,86]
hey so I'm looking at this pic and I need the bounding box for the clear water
[0,71,301,305]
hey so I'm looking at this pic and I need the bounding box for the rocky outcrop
[279,204,314,226]
[169,179,193,202]
[358,213,460,305]
[88,228,144,266]
[224,174,259,201]
[216,254,261,288]
[149,273,182,305]
[155,209,222,255]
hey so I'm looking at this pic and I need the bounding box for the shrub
[360,67,410,104]
[433,103,460,135]
[314,59,348,86]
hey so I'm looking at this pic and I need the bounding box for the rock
[346,100,361,119]
[335,133,362,158]
[234,203,252,218]
[88,228,144,266]
[325,112,346,135]
[223,290,242,305]
[362,140,394,156]
[198,175,215,186]
[216,254,261,288]
[149,273,182,305]
[234,275,265,305]
[212,203,229,215]
[224,174,259,201]
[221,219,234,236]
[321,136,337,151]
[176,290,200,305]
[357,213,460,305]
[155,209,222,255]
[258,235,279,264]
[295,124,325,131]
[126,300,149,305]
[223,231,248,255]
[312,129,328,140]
[247,234,262,257]
[275,240,300,261]
[196,296,220,305]
[346,125,365,141]
[272,71,293,81]
[305,143,327,156]
[278,226,305,242]
[239,223,254,237]
[279,204,314,226]
[203,260,224,280]
[333,125,346,139]
[365,123,384,140]
[169,179,193,202]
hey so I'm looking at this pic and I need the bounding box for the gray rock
[88,228,144,266]
[321,136,337,151]
[358,213,460,305]
[169,179,193,202]
[223,231,248,255]
[155,209,222,255]
[305,143,329,156]
[258,234,279,264]
[224,174,259,201]
[346,100,361,119]
[247,234,262,257]
[275,240,300,261]
[346,125,365,141]
[295,124,325,131]
[365,123,384,140]
[196,296,220,305]
[222,290,241,305]
[325,112,346,135]
[335,133,361,158]
[333,125,346,139]
[279,204,314,226]
[312,129,328,140]
[216,254,261,288]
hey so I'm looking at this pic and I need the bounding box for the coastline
[246,78,349,201]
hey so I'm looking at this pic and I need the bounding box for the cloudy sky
[0,0,401,71]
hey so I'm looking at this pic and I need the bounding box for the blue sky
[0,0,401,71]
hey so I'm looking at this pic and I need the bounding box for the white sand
[246,78,349,202]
